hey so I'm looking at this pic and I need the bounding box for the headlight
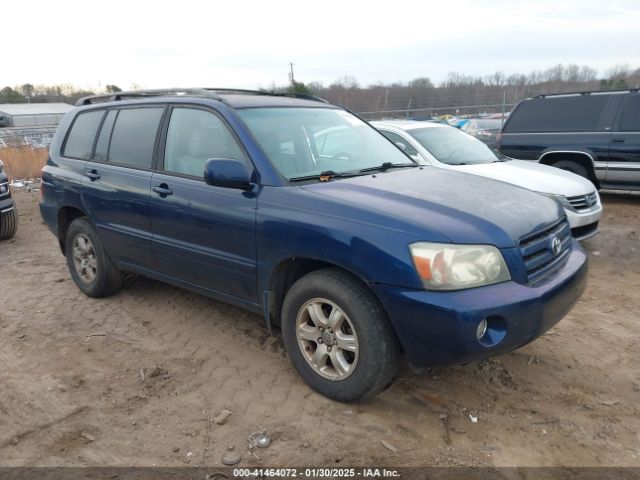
[541,193,571,208]
[0,159,3,173]
[409,242,511,290]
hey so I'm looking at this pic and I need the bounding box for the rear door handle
[152,184,173,197]
[611,137,625,143]
[85,169,100,180]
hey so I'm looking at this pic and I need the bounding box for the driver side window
[380,130,419,157]
[164,108,247,178]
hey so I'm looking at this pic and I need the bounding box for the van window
[108,108,164,169]
[163,108,247,177]
[63,110,105,159]
[504,95,610,133]
[620,96,640,131]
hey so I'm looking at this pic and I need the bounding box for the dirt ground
[0,189,639,468]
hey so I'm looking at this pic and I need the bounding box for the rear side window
[108,108,164,169]
[63,110,105,159]
[504,95,610,133]
[620,96,640,131]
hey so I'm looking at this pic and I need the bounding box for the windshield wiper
[289,170,364,183]
[359,162,419,173]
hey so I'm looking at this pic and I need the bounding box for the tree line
[287,63,640,117]
[0,84,122,105]
[2,63,638,118]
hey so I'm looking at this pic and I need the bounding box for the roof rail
[535,88,639,99]
[203,88,329,104]
[75,88,223,106]
[76,88,329,106]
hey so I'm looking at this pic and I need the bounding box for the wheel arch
[57,205,88,254]
[267,258,355,326]
[538,150,600,186]
[266,257,405,353]
[266,257,376,314]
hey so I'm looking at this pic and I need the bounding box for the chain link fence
[0,126,57,149]
[355,102,517,121]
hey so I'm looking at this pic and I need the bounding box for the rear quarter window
[63,110,105,159]
[504,95,610,133]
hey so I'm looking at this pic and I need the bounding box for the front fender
[255,189,431,296]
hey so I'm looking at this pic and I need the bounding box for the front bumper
[563,204,602,240]
[373,246,588,367]
[0,195,14,213]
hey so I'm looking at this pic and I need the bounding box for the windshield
[465,119,503,132]
[237,107,414,180]
[409,126,502,165]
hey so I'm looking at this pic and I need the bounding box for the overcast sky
[4,0,639,90]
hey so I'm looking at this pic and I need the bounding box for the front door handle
[152,184,173,197]
[85,169,100,181]
[611,137,625,143]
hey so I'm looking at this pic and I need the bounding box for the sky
[3,0,639,90]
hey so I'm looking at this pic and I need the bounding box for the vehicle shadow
[599,189,640,206]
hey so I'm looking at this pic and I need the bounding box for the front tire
[0,207,18,240]
[552,160,589,179]
[65,218,123,297]
[281,268,399,402]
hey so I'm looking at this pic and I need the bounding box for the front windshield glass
[237,107,414,180]
[466,119,503,132]
[409,126,501,165]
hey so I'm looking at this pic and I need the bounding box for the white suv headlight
[541,193,571,208]
[409,242,511,290]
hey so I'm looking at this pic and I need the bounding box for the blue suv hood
[301,167,564,248]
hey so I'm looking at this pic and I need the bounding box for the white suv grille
[567,192,598,211]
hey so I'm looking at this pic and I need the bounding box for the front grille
[520,218,572,283]
[567,191,598,211]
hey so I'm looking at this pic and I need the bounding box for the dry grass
[0,147,48,180]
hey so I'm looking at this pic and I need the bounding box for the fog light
[476,319,488,339]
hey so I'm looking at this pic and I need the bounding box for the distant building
[0,103,73,128]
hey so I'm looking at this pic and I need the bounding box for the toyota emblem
[551,236,562,256]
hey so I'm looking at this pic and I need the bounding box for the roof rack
[76,88,329,106]
[203,88,329,104]
[535,88,639,99]
[75,88,224,106]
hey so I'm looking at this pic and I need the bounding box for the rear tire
[65,217,123,297]
[281,268,399,402]
[552,160,589,179]
[0,207,18,240]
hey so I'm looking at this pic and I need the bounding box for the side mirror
[395,141,407,152]
[204,158,252,190]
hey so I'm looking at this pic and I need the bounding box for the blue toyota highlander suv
[40,89,588,401]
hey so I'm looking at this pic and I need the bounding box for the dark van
[497,89,640,191]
